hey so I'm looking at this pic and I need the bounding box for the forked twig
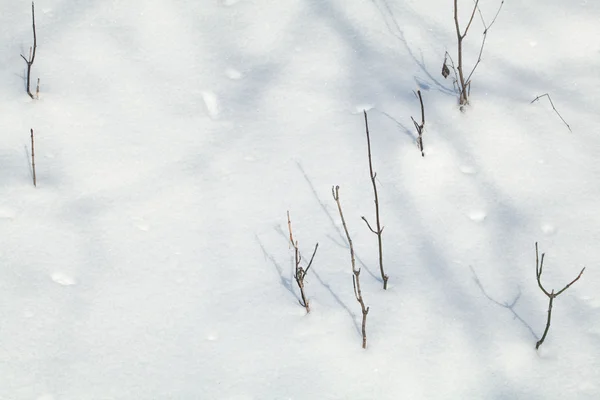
[535,242,585,349]
[444,0,504,107]
[531,93,572,132]
[287,211,318,313]
[464,0,505,88]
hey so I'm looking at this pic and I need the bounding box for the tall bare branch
[445,0,504,107]
[332,186,370,348]
[360,111,388,290]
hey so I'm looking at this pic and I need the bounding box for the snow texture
[1,0,600,399]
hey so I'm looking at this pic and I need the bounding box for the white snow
[1,0,600,399]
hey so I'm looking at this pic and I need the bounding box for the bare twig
[534,242,585,349]
[30,128,36,187]
[411,90,425,157]
[442,51,460,94]
[461,0,480,39]
[333,186,370,348]
[287,211,318,313]
[20,2,37,99]
[445,0,504,107]
[531,93,572,133]
[464,0,505,88]
[360,111,388,290]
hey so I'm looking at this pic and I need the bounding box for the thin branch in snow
[287,211,318,313]
[20,2,37,99]
[444,0,504,108]
[360,110,388,289]
[333,186,369,348]
[30,128,36,187]
[534,242,585,350]
[531,93,572,132]
[463,0,505,89]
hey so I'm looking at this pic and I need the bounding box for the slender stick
[31,128,36,187]
[418,90,425,127]
[333,186,369,348]
[361,111,388,289]
[461,0,480,38]
[531,93,572,133]
[536,292,554,350]
[20,2,37,99]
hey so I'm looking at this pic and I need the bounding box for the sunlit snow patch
[51,272,76,286]
[225,68,243,80]
[540,223,556,235]
[468,210,487,222]
[202,91,220,120]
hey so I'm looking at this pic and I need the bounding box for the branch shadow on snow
[470,266,539,341]
[312,269,362,336]
[255,234,299,303]
[301,0,432,111]
[296,161,380,283]
[22,145,33,182]
[368,0,455,97]
[379,110,415,141]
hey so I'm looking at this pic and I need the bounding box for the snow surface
[1,0,600,399]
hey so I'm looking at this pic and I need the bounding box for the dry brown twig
[442,0,505,108]
[531,94,572,133]
[20,2,38,99]
[30,128,37,187]
[287,211,318,313]
[332,185,369,348]
[535,242,585,350]
[360,110,388,290]
[410,90,425,157]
